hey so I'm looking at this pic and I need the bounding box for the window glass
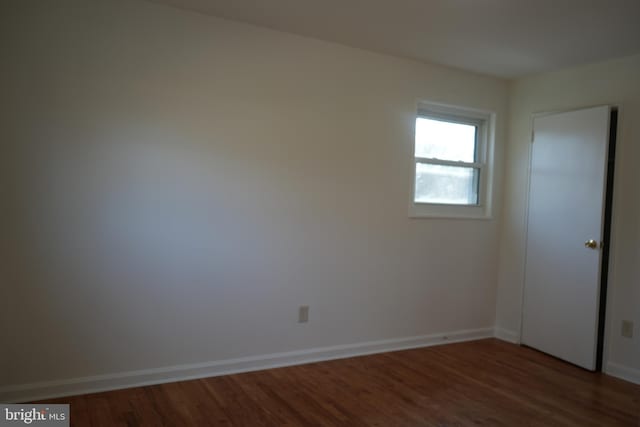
[414,163,479,205]
[415,117,476,162]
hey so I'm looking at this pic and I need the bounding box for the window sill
[408,203,492,220]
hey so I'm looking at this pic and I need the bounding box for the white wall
[1,0,507,394]
[496,54,640,381]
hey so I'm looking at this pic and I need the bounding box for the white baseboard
[0,327,494,403]
[493,327,520,344]
[605,362,640,385]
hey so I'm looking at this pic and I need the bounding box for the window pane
[415,117,476,162]
[414,163,479,205]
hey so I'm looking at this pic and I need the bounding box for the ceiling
[148,0,640,78]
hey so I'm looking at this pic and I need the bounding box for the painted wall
[1,0,507,391]
[496,54,640,380]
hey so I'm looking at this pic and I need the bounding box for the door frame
[518,104,621,372]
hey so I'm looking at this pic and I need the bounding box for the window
[410,102,494,219]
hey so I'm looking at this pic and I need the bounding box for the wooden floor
[37,339,640,426]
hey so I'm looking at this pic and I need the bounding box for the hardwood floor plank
[32,339,640,426]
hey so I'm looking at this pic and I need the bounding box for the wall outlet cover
[298,305,309,323]
[621,320,633,338]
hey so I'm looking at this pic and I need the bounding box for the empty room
[2,0,640,425]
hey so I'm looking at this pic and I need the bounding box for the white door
[522,106,611,371]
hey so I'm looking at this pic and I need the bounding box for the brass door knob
[584,239,599,249]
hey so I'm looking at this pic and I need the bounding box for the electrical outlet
[622,320,634,338]
[298,305,309,323]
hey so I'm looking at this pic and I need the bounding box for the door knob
[584,239,599,249]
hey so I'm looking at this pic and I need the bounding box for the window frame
[409,101,495,219]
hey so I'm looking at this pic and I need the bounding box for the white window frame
[409,101,495,219]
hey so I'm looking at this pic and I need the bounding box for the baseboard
[0,327,494,403]
[493,327,520,344]
[605,362,640,385]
